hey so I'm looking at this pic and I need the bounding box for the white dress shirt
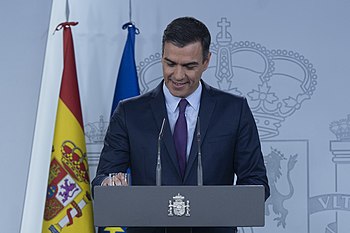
[163,82,202,159]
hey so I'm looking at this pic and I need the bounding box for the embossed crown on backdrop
[330,115,350,141]
[137,17,318,139]
[85,115,109,143]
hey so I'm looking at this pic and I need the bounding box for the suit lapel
[149,82,182,178]
[184,82,216,182]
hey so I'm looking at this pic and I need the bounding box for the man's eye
[186,65,196,70]
[166,63,175,67]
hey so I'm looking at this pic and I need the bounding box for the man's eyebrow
[163,57,176,64]
[163,57,199,66]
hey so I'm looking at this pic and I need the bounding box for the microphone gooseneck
[197,117,203,186]
[156,118,165,186]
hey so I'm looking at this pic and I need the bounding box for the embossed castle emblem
[168,193,190,217]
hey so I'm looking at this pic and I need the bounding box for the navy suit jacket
[92,81,269,233]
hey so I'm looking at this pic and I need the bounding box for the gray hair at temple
[162,17,211,62]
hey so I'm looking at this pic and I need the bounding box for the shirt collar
[163,82,202,112]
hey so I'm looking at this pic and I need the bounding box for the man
[92,17,269,233]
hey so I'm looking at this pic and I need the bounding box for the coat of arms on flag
[44,141,90,222]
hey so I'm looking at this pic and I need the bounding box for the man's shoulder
[118,84,162,109]
[123,90,154,103]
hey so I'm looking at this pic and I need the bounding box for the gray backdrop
[1,0,350,233]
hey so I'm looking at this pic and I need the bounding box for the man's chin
[170,91,185,98]
[167,88,187,98]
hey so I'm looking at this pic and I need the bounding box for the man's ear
[203,52,211,70]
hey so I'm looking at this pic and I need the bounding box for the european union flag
[98,22,140,233]
[111,22,140,114]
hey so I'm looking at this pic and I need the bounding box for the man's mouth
[173,81,186,87]
[170,79,187,87]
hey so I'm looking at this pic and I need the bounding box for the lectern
[94,185,265,227]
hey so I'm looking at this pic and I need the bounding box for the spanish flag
[42,22,95,233]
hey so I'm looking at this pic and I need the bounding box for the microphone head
[158,118,166,139]
[196,117,201,137]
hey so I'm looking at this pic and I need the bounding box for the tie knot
[178,99,188,114]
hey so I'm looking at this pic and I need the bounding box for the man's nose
[173,66,185,79]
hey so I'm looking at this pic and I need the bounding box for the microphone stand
[156,118,165,186]
[197,117,203,186]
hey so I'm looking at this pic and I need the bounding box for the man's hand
[101,172,129,186]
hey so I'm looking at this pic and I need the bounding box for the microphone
[196,117,203,186]
[156,118,166,186]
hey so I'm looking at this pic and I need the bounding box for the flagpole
[129,0,132,23]
[66,0,70,22]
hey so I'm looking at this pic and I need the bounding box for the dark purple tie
[174,99,188,177]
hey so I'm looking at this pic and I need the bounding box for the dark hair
[162,17,211,61]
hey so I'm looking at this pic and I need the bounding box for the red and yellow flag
[42,22,94,233]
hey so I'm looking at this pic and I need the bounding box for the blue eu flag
[111,22,140,114]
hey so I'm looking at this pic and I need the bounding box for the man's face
[162,41,210,98]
